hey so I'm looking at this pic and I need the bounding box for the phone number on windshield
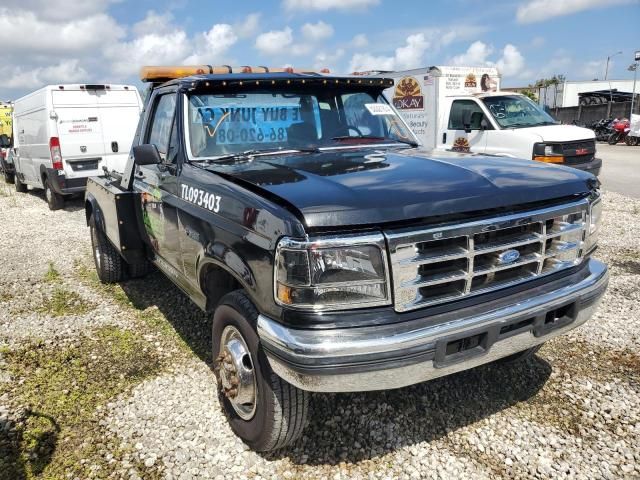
[217,127,287,144]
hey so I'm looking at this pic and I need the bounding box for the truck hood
[513,124,595,142]
[211,147,594,229]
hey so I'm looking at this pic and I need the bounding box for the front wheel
[213,291,309,451]
[607,132,620,145]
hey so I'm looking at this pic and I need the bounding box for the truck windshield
[481,95,557,129]
[186,89,417,159]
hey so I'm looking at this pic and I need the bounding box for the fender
[196,241,259,311]
[85,192,106,231]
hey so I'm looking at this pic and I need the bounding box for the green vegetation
[43,262,60,283]
[37,288,94,317]
[0,327,165,479]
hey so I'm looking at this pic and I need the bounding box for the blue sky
[0,0,639,99]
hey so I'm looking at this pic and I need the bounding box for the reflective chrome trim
[386,198,591,312]
[273,232,392,311]
[258,259,608,392]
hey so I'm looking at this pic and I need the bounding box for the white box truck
[382,66,601,176]
[11,84,143,209]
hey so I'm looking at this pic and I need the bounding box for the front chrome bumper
[258,259,608,392]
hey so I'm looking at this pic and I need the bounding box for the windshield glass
[186,89,417,158]
[481,95,557,128]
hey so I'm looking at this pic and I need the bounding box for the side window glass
[448,100,484,130]
[341,93,384,137]
[147,94,177,159]
[166,119,179,165]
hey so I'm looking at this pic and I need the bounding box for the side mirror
[133,144,162,166]
[461,110,472,133]
[0,134,10,148]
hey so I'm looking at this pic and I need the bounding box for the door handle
[443,133,447,143]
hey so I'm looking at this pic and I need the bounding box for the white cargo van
[382,66,601,176]
[12,84,142,209]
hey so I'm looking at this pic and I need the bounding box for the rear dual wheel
[213,291,309,451]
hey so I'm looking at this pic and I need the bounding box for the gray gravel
[1,180,639,479]
[0,185,131,348]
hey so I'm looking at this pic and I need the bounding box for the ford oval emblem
[498,249,520,265]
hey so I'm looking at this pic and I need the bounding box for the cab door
[442,99,489,154]
[135,90,183,271]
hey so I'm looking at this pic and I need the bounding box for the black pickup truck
[85,66,608,451]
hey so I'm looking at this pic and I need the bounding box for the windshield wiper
[505,121,558,129]
[331,135,419,147]
[197,146,321,164]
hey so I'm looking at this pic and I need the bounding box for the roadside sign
[636,50,640,61]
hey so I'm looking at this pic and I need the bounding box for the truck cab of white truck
[11,84,143,209]
[382,66,601,176]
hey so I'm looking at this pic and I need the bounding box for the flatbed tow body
[85,66,608,451]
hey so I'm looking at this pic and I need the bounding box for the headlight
[275,234,391,310]
[533,143,564,163]
[584,193,602,254]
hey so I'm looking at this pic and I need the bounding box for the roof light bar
[139,65,331,82]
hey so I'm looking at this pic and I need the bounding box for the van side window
[147,94,177,160]
[448,100,486,130]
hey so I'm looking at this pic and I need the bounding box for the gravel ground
[0,181,639,479]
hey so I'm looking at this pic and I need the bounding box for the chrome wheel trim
[217,325,257,420]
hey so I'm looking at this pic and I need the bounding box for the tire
[44,178,64,210]
[14,175,27,193]
[3,170,14,184]
[127,259,151,279]
[89,214,124,283]
[212,290,309,451]
[495,344,543,365]
[607,133,619,145]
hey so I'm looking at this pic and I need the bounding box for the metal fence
[550,101,637,125]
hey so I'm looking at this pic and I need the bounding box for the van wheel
[3,171,14,184]
[213,291,309,451]
[44,179,64,210]
[89,215,123,283]
[15,175,27,193]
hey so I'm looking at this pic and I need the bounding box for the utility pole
[605,51,623,80]
[630,51,640,117]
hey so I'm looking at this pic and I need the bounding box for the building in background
[537,79,636,108]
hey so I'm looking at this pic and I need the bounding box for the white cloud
[0,0,119,21]
[283,0,379,11]
[450,41,527,78]
[351,33,368,48]
[0,9,125,54]
[581,60,605,80]
[301,21,333,41]
[133,10,174,37]
[531,36,545,48]
[348,33,429,72]
[105,31,191,76]
[516,0,631,23]
[495,44,525,76]
[394,33,429,70]
[235,13,261,39]
[313,48,345,71]
[1,59,88,89]
[186,24,238,64]
[255,27,293,55]
[451,40,493,65]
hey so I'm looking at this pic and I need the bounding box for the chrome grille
[386,199,589,312]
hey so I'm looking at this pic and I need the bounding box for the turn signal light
[49,137,63,170]
[533,156,564,164]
